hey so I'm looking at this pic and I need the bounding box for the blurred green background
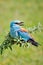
[0,0,43,65]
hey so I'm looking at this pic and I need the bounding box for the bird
[10,20,39,47]
[0,20,39,55]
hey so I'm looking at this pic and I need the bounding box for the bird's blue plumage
[18,31,31,41]
[10,21,32,41]
[10,22,20,38]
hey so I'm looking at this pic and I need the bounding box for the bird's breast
[10,28,18,38]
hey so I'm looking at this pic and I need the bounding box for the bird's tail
[28,39,39,47]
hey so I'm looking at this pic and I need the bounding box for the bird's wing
[18,27,33,39]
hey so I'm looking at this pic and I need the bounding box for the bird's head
[10,20,24,27]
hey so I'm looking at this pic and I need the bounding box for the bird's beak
[16,22,24,26]
[19,22,24,26]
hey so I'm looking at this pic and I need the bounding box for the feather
[27,39,39,47]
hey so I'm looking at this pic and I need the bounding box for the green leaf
[0,47,3,55]
[9,46,12,50]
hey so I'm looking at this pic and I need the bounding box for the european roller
[0,20,39,55]
[10,20,39,47]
